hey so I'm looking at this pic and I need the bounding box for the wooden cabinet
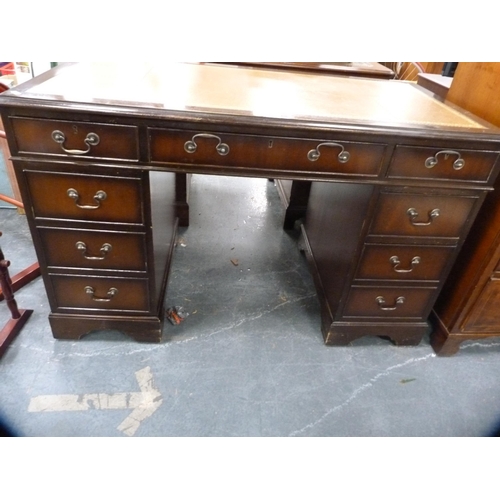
[430,63,500,355]
[302,181,486,345]
[12,160,177,342]
[1,62,499,347]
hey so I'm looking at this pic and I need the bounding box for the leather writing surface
[18,63,485,130]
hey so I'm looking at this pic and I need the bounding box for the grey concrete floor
[1,174,500,437]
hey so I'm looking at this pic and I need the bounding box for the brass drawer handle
[84,286,118,302]
[307,142,350,163]
[76,241,112,260]
[425,150,465,170]
[390,255,421,273]
[407,207,440,226]
[184,133,230,156]
[376,296,405,311]
[52,130,100,155]
[67,188,107,210]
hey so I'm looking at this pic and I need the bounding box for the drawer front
[49,274,150,312]
[356,244,455,281]
[38,227,147,271]
[343,286,436,318]
[387,146,499,183]
[11,117,139,160]
[25,170,144,224]
[370,192,478,238]
[149,128,386,176]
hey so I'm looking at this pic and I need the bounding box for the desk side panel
[304,181,374,321]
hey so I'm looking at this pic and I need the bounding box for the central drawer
[38,226,147,271]
[49,274,150,312]
[149,128,386,176]
[24,170,144,224]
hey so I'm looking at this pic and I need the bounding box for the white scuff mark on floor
[174,292,318,344]
[28,366,162,436]
[461,341,500,351]
[288,353,436,436]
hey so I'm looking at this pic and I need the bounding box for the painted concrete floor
[2,174,500,437]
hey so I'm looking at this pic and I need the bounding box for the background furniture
[1,83,24,212]
[0,133,39,357]
[221,62,395,80]
[0,233,33,358]
[1,62,499,347]
[382,62,425,81]
[0,81,40,300]
[417,73,452,100]
[431,63,500,355]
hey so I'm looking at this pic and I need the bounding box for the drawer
[149,128,386,177]
[369,192,478,238]
[356,244,455,281]
[38,227,147,271]
[49,274,150,312]
[343,286,436,319]
[25,170,144,224]
[10,117,139,161]
[387,146,499,183]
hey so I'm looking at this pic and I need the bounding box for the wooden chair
[0,83,40,357]
[0,235,34,357]
[381,62,425,82]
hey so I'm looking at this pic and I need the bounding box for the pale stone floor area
[2,174,500,438]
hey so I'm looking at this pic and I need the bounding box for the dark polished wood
[1,62,499,347]
[0,262,40,300]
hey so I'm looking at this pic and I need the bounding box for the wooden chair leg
[0,238,34,358]
[0,262,40,301]
[0,195,41,302]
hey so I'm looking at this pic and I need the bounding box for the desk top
[0,62,496,136]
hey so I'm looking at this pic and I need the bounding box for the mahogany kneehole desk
[1,62,500,347]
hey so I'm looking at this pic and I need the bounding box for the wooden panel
[11,117,140,160]
[420,63,445,74]
[303,181,375,318]
[356,244,455,281]
[447,63,500,128]
[387,145,498,183]
[24,170,144,224]
[370,192,478,238]
[461,278,500,332]
[38,227,147,271]
[150,129,386,177]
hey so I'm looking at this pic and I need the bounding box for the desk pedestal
[301,180,478,346]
